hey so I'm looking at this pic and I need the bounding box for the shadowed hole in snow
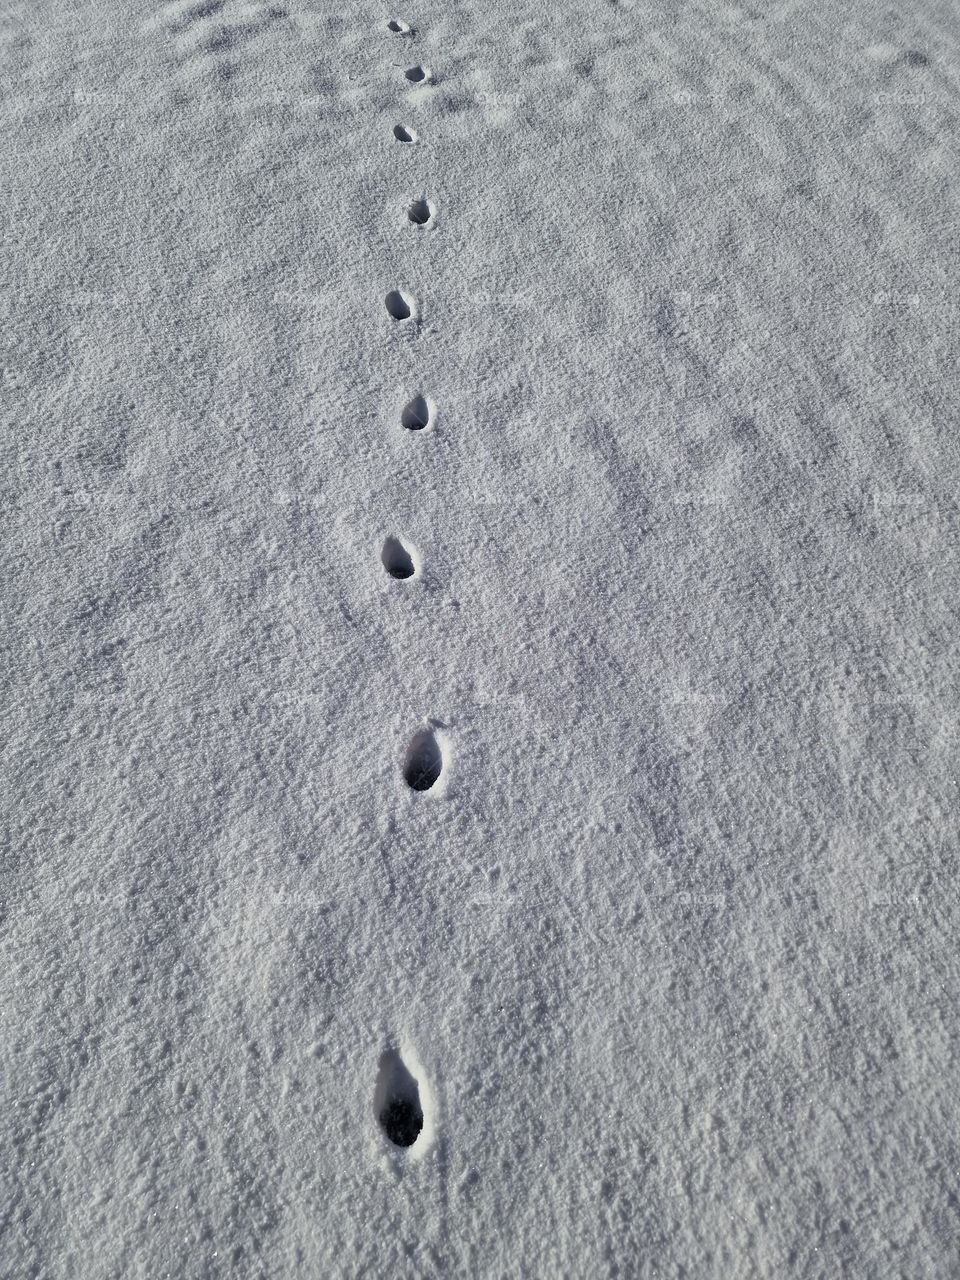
[401,394,433,431]
[381,536,416,579]
[375,1050,423,1148]
[403,728,443,791]
[393,124,417,143]
[387,18,411,33]
[407,198,435,226]
[385,290,413,320]
[405,65,429,83]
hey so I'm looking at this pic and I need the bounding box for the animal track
[393,124,418,144]
[407,198,436,227]
[385,289,416,321]
[381,536,418,580]
[404,65,432,84]
[375,1048,426,1149]
[403,727,444,792]
[387,18,411,33]
[401,393,434,431]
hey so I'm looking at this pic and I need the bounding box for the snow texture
[2,0,959,1275]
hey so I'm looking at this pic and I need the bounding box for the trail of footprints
[375,16,442,1158]
[384,15,442,798]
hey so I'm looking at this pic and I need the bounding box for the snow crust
[2,0,958,1274]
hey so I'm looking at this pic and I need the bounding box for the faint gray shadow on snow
[154,0,291,75]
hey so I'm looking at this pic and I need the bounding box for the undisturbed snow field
[2,0,959,1275]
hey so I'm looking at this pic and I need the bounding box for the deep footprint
[404,727,443,791]
[393,124,418,143]
[375,1049,424,1148]
[385,289,415,321]
[404,65,431,83]
[382,536,417,580]
[407,198,435,227]
[401,393,434,431]
[387,18,411,33]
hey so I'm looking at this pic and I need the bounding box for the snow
[2,0,958,1274]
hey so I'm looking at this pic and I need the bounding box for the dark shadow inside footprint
[387,18,411,33]
[385,290,412,320]
[394,124,417,143]
[375,1050,423,1148]
[407,198,434,226]
[405,66,427,82]
[401,393,432,430]
[382,536,416,579]
[404,728,443,791]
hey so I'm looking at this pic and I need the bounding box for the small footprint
[385,289,416,321]
[401,393,435,431]
[404,65,433,84]
[387,18,412,33]
[381,536,419,580]
[407,198,436,228]
[403,727,444,792]
[375,1048,426,1149]
[393,124,418,143]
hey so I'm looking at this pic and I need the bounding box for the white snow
[2,0,958,1274]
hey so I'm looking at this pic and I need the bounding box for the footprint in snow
[387,18,412,34]
[403,727,444,792]
[407,197,436,228]
[381,536,418,580]
[401,393,434,431]
[394,124,418,143]
[385,289,416,321]
[405,65,433,84]
[375,1048,428,1151]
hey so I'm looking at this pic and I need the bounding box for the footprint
[385,289,416,321]
[393,124,418,144]
[407,198,436,228]
[401,393,435,431]
[387,18,412,33]
[381,535,419,580]
[404,65,432,84]
[375,1048,427,1150]
[403,727,444,792]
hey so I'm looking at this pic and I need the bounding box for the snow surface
[2,0,959,1274]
